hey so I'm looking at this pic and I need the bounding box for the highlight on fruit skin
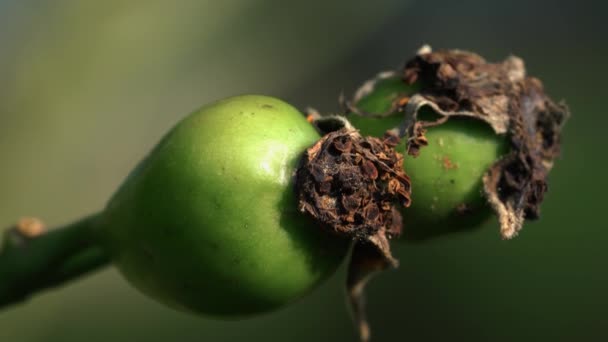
[343,46,569,240]
[97,95,350,317]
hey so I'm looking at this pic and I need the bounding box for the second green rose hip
[346,74,508,240]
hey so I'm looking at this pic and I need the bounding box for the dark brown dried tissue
[296,46,569,341]
[349,45,569,239]
[296,123,411,341]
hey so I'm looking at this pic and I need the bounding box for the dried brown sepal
[400,45,570,238]
[296,128,411,239]
[347,237,398,342]
[296,127,409,342]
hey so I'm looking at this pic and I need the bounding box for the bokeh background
[1,0,605,341]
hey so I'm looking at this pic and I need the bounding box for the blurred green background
[0,0,605,341]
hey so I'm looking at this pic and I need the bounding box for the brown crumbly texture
[296,128,411,342]
[400,46,570,238]
[296,128,411,240]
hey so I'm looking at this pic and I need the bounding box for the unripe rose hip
[98,95,349,316]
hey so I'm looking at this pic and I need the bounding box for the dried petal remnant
[400,47,569,238]
[296,129,411,240]
[296,128,411,342]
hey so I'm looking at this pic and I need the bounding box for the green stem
[0,214,111,308]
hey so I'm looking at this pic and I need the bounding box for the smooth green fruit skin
[347,77,508,240]
[98,95,349,317]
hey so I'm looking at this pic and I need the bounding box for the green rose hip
[346,75,508,240]
[400,117,508,239]
[97,95,349,316]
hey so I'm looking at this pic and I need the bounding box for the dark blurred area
[0,0,605,341]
